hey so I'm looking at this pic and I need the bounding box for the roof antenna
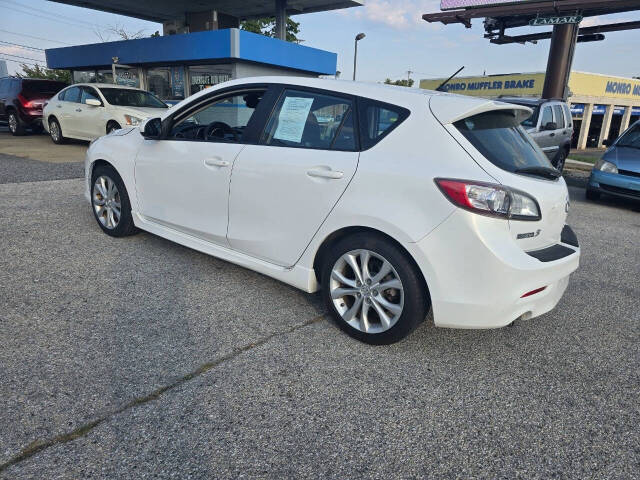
[435,66,465,92]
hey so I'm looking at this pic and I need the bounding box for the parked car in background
[0,77,68,135]
[587,120,640,201]
[43,83,168,143]
[499,97,573,172]
[84,77,580,344]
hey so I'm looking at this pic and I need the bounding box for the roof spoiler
[429,95,533,125]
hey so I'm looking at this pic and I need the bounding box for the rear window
[22,80,67,94]
[455,110,553,173]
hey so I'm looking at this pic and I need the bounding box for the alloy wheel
[330,249,404,334]
[8,114,17,133]
[50,122,60,142]
[92,175,121,229]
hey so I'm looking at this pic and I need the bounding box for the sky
[1,0,639,83]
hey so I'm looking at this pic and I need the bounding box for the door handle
[549,133,555,137]
[75,108,82,112]
[57,105,62,108]
[307,168,344,180]
[204,157,229,168]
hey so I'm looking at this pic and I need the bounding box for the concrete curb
[566,158,594,172]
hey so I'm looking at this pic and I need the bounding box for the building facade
[46,29,337,104]
[420,71,640,150]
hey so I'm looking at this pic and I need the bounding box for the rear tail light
[17,94,34,108]
[435,178,541,221]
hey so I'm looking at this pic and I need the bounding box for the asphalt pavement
[0,149,639,479]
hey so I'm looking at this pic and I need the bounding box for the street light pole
[353,33,366,81]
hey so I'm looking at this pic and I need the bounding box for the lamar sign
[530,15,583,26]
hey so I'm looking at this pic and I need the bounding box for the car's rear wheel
[91,165,137,237]
[49,118,66,144]
[8,112,25,136]
[321,233,429,345]
[107,121,121,134]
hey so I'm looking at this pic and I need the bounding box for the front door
[228,88,360,267]
[134,88,268,247]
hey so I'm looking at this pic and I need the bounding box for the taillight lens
[17,94,34,108]
[435,178,541,221]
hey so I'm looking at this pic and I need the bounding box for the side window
[540,106,553,128]
[262,89,355,151]
[169,90,265,142]
[64,86,81,103]
[562,104,573,128]
[81,87,101,105]
[0,79,8,97]
[552,105,565,129]
[358,99,409,150]
[58,89,67,101]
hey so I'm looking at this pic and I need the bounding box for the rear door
[531,103,558,161]
[227,87,360,266]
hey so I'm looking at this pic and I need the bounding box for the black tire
[321,233,429,345]
[49,118,66,144]
[8,111,26,136]
[107,121,121,134]
[554,147,568,173]
[90,165,138,237]
[586,188,600,201]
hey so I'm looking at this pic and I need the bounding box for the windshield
[616,123,640,149]
[99,88,167,108]
[455,110,553,174]
[519,104,539,128]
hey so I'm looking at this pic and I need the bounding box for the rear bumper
[588,170,640,200]
[407,210,580,329]
[18,107,43,126]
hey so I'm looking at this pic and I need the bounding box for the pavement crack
[0,313,326,473]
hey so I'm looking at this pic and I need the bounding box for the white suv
[84,77,580,344]
[43,83,168,143]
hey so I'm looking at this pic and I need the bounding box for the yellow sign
[420,73,545,97]
[420,71,640,101]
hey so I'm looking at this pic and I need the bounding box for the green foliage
[241,17,301,43]
[17,64,71,83]
[384,78,415,88]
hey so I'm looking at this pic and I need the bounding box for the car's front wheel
[321,233,429,345]
[91,165,137,237]
[107,121,121,134]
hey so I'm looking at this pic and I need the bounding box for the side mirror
[141,117,163,139]
[544,122,557,131]
[85,98,102,107]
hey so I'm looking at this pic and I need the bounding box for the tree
[17,64,71,84]
[384,78,414,88]
[241,17,301,43]
[94,24,146,42]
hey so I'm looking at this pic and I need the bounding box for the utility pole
[407,70,413,85]
[353,33,366,81]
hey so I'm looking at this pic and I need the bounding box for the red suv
[0,77,68,135]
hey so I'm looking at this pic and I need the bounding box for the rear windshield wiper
[515,166,561,180]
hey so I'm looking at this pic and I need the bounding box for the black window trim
[160,83,277,145]
[257,85,361,153]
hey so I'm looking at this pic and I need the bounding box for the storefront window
[73,70,96,84]
[147,66,186,102]
[97,68,140,88]
[188,66,232,96]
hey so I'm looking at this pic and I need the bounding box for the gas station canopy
[46,0,364,22]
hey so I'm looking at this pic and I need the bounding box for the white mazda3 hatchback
[84,77,580,344]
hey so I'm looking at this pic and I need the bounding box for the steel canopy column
[275,0,287,41]
[542,23,579,100]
